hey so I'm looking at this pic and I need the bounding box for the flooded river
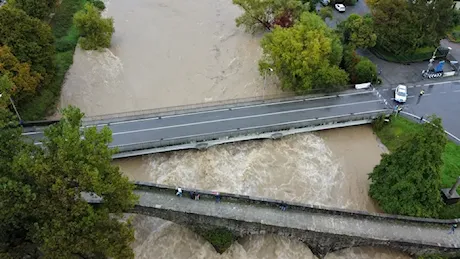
[59,0,410,257]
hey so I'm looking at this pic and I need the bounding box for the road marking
[110,100,383,136]
[112,109,389,148]
[24,91,379,135]
[440,92,447,94]
[454,90,460,93]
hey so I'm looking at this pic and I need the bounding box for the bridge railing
[82,86,358,125]
[112,109,390,153]
[133,181,460,225]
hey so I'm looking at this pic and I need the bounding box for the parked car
[394,85,407,103]
[320,0,330,6]
[334,3,345,12]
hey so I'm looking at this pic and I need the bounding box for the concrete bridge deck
[126,183,460,257]
[23,90,387,158]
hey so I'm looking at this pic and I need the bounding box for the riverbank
[56,0,286,117]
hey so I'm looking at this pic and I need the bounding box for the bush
[201,228,235,253]
[51,0,85,38]
[354,58,377,83]
[91,0,106,10]
[319,7,333,20]
[55,38,75,52]
[371,45,435,63]
[343,0,356,6]
[74,3,114,50]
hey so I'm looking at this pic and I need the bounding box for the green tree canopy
[339,14,376,49]
[0,46,42,100]
[354,58,377,83]
[0,6,55,83]
[370,0,454,55]
[9,0,56,20]
[74,3,115,50]
[0,106,138,258]
[369,116,447,218]
[232,0,308,33]
[259,12,348,93]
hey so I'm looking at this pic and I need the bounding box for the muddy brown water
[58,0,410,257]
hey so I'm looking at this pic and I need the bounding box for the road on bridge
[378,80,460,139]
[24,90,386,150]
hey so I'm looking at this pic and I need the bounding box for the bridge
[23,89,389,158]
[87,182,460,258]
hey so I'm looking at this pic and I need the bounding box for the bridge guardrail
[112,109,390,153]
[82,86,359,124]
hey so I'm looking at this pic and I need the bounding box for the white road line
[90,91,376,127]
[112,109,388,148]
[111,100,382,136]
[454,90,460,93]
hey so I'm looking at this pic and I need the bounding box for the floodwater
[59,0,410,257]
[116,126,409,258]
[58,0,284,117]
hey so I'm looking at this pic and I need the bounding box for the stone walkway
[136,189,460,248]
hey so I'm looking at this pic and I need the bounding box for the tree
[340,14,376,49]
[370,0,454,55]
[10,0,56,20]
[0,106,138,258]
[319,7,333,21]
[74,3,115,50]
[354,58,377,83]
[0,6,55,83]
[259,12,348,93]
[369,116,447,218]
[232,0,308,33]
[0,46,42,101]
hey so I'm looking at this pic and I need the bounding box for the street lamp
[0,93,22,124]
[263,68,274,99]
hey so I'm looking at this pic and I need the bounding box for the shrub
[319,7,333,20]
[74,3,114,50]
[91,0,106,10]
[354,58,377,83]
[51,0,85,38]
[55,38,75,52]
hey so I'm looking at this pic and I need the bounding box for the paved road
[135,188,460,250]
[377,80,460,138]
[24,91,385,149]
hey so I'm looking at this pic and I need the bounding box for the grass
[447,25,460,44]
[370,45,435,64]
[374,116,460,219]
[17,0,86,120]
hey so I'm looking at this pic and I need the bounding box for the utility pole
[263,68,273,99]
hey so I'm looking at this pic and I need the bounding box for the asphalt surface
[377,80,460,138]
[24,91,386,149]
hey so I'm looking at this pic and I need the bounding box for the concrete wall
[131,182,460,258]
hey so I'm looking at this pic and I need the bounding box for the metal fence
[112,109,390,154]
[82,86,358,124]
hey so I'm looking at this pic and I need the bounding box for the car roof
[397,85,407,91]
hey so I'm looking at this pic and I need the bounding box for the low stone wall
[134,181,460,225]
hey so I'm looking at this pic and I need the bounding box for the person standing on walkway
[420,116,424,123]
[448,224,457,234]
[176,187,183,197]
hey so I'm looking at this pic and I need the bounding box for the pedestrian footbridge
[87,182,460,258]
